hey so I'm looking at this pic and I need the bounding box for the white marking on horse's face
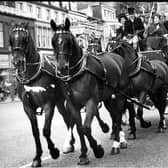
[15,32,19,40]
[24,85,46,93]
[58,36,63,45]
[50,84,55,88]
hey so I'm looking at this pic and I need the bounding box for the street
[1,101,168,167]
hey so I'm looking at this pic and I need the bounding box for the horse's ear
[64,18,70,31]
[50,19,57,31]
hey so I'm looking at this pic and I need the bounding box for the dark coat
[116,26,126,39]
[147,22,167,37]
[124,17,145,38]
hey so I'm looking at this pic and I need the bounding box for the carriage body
[139,50,166,62]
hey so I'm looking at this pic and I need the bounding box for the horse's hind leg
[104,96,127,154]
[83,99,104,159]
[95,108,109,133]
[149,89,167,132]
[43,104,59,159]
[137,92,152,128]
[57,101,75,154]
[24,105,42,167]
[126,102,136,140]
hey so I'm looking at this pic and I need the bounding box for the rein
[55,30,87,81]
[56,54,86,81]
[16,56,41,84]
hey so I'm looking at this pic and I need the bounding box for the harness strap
[16,56,42,84]
[128,56,142,78]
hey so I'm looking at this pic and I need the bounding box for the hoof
[120,142,127,149]
[158,128,165,133]
[31,159,41,167]
[121,120,127,126]
[128,132,136,140]
[102,123,109,133]
[78,157,90,165]
[110,147,120,155]
[50,148,60,159]
[93,145,104,158]
[63,145,75,154]
[140,121,152,128]
[136,114,140,120]
[110,133,114,140]
[163,126,167,129]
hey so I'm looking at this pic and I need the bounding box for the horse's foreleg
[150,90,167,132]
[57,101,75,154]
[137,92,152,128]
[83,99,104,159]
[24,106,42,167]
[67,101,89,165]
[43,104,59,159]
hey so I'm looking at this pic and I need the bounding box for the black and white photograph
[1,1,168,167]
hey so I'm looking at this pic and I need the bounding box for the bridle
[11,26,41,84]
[54,30,85,81]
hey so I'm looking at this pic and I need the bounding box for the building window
[62,13,65,23]
[36,7,41,19]
[55,11,58,23]
[46,9,50,21]
[42,27,46,48]
[18,2,23,10]
[6,1,15,7]
[0,1,5,5]
[0,23,4,47]
[28,4,33,13]
[37,26,42,47]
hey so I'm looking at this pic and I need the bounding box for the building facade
[0,2,35,83]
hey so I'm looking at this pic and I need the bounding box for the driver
[123,7,145,51]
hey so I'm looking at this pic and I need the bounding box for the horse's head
[9,22,30,72]
[50,18,82,78]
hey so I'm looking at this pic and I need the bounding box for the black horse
[9,22,77,167]
[112,40,168,136]
[106,39,151,139]
[50,18,130,165]
[9,22,110,167]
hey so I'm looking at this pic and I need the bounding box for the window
[55,11,58,23]
[42,27,46,48]
[46,9,50,21]
[6,1,15,7]
[28,4,32,13]
[36,7,41,19]
[0,23,4,47]
[0,1,5,5]
[62,13,65,23]
[18,2,23,10]
[37,26,42,47]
